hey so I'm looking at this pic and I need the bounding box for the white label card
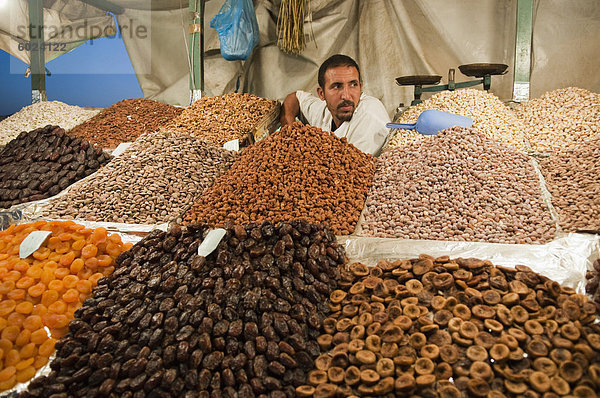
[197,228,227,257]
[223,139,240,152]
[112,142,132,157]
[20,231,52,259]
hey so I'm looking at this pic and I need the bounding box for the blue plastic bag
[210,0,259,61]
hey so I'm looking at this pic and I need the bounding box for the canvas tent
[1,0,599,114]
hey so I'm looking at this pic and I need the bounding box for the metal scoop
[386,109,473,135]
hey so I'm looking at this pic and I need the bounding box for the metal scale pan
[395,75,442,86]
[458,63,508,78]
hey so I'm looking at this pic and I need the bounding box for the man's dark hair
[318,54,361,88]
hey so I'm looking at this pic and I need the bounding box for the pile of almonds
[585,258,600,308]
[167,93,277,146]
[183,122,375,235]
[298,255,600,397]
[0,126,111,209]
[515,87,600,153]
[539,138,600,232]
[361,127,555,244]
[0,101,99,146]
[384,89,527,151]
[68,98,183,148]
[39,130,236,224]
[22,220,343,397]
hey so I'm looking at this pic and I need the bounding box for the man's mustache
[337,100,355,109]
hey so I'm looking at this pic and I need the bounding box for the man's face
[317,65,362,127]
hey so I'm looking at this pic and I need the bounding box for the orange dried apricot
[19,342,36,359]
[6,312,24,328]
[27,282,46,298]
[90,227,107,244]
[0,338,12,353]
[4,348,19,366]
[31,247,50,261]
[31,304,47,317]
[84,257,98,270]
[22,315,42,331]
[29,329,48,345]
[15,276,34,289]
[16,366,36,383]
[15,301,33,315]
[0,317,6,330]
[6,289,25,301]
[0,366,16,382]
[0,300,16,317]
[0,375,17,391]
[97,255,112,267]
[3,271,21,282]
[13,261,29,273]
[59,251,75,266]
[47,280,64,292]
[54,267,70,280]
[62,275,78,289]
[47,301,67,314]
[25,265,43,279]
[62,289,79,303]
[69,258,84,274]
[76,280,92,294]
[15,357,34,371]
[38,338,56,356]
[0,282,14,295]
[102,266,115,277]
[57,232,72,241]
[71,239,86,251]
[90,273,104,285]
[41,290,59,307]
[78,267,93,280]
[81,244,98,259]
[1,325,19,341]
[15,329,31,346]
[33,355,47,369]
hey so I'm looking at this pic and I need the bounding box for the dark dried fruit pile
[68,98,183,148]
[22,220,343,397]
[0,125,111,209]
[585,258,600,307]
[298,256,600,397]
[183,122,375,235]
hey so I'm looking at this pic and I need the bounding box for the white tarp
[1,1,599,112]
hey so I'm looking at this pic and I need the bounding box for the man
[280,54,390,156]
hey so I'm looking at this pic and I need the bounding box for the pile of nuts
[68,98,183,149]
[0,220,132,391]
[539,138,600,232]
[515,87,600,153]
[298,255,600,397]
[385,89,527,151]
[585,258,600,308]
[39,130,236,224]
[0,126,111,209]
[22,220,344,397]
[0,101,99,146]
[361,127,556,244]
[183,123,375,235]
[167,93,277,146]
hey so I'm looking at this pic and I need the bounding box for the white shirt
[296,90,390,156]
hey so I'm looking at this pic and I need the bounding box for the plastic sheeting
[339,233,600,294]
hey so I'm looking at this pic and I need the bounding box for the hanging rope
[277,0,307,55]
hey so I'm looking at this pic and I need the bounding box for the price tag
[112,142,132,157]
[197,228,227,257]
[223,139,240,152]
[20,230,52,259]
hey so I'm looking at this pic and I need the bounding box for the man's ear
[317,86,325,101]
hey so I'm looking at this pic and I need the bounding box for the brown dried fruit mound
[183,122,375,235]
[301,256,600,397]
[167,93,277,146]
[539,138,600,233]
[22,220,343,397]
[68,98,183,148]
[361,126,556,243]
[0,125,111,209]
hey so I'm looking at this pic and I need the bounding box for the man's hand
[280,92,301,127]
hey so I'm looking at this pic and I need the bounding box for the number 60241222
[18,42,67,51]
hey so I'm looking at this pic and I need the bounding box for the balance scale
[396,63,509,106]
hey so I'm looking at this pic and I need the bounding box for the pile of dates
[0,125,111,208]
[22,220,344,398]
